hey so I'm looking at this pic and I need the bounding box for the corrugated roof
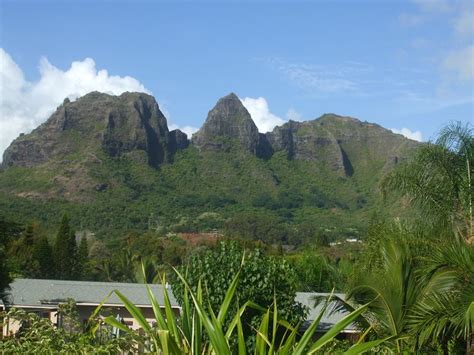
[5,279,179,308]
[5,280,358,332]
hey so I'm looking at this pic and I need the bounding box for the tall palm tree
[382,121,473,239]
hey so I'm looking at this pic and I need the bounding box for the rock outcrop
[265,114,419,176]
[2,92,187,169]
[169,129,189,155]
[192,93,261,154]
[266,120,347,175]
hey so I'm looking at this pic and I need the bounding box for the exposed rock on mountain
[0,91,422,235]
[265,114,418,176]
[192,93,261,154]
[2,92,184,169]
[169,129,190,154]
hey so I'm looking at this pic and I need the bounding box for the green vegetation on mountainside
[0,140,401,244]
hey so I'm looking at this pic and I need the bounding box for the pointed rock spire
[191,93,261,153]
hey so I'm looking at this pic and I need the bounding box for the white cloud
[169,123,199,138]
[160,104,198,138]
[443,45,474,81]
[390,127,423,141]
[0,48,198,158]
[286,108,303,121]
[240,96,285,133]
[0,48,150,159]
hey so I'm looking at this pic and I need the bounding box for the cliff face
[0,91,420,205]
[191,93,261,154]
[2,92,188,169]
[0,90,424,236]
[266,120,346,174]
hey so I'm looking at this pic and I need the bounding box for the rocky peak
[191,93,260,154]
[168,129,189,155]
[2,91,185,169]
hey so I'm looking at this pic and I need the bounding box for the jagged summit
[2,91,188,169]
[2,90,420,177]
[191,92,261,154]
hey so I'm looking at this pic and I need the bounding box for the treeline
[4,215,90,280]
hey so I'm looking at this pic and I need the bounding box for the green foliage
[53,214,78,279]
[0,133,397,242]
[288,251,344,292]
[339,235,474,353]
[382,121,473,237]
[94,265,384,354]
[0,242,11,304]
[172,242,306,330]
[32,234,55,278]
[224,211,290,244]
[0,308,133,353]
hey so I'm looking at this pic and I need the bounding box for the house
[1,279,359,339]
[0,278,180,337]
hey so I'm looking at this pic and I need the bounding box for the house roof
[5,279,179,309]
[4,280,358,333]
[295,292,358,332]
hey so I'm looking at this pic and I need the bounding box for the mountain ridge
[0,91,421,240]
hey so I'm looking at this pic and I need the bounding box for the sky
[0,0,473,157]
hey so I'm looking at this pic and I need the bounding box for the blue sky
[1,0,473,154]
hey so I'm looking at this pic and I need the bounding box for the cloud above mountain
[0,48,152,159]
[240,96,285,133]
[390,127,423,141]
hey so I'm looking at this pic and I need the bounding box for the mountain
[0,92,420,242]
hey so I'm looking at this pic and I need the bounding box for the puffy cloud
[240,96,285,133]
[0,48,150,159]
[390,127,423,141]
[169,123,199,138]
[443,45,474,81]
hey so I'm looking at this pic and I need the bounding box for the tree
[76,236,89,280]
[408,236,474,353]
[382,121,473,239]
[172,241,306,350]
[7,223,41,277]
[0,244,11,304]
[340,237,473,353]
[288,252,342,292]
[53,214,77,280]
[32,235,54,279]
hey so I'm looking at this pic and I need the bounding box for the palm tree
[342,239,420,352]
[408,235,474,353]
[337,237,473,353]
[382,121,473,239]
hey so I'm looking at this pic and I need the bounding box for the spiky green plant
[91,265,387,354]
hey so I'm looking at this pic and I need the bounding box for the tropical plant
[408,235,474,353]
[335,236,473,353]
[0,243,11,304]
[93,264,388,354]
[0,307,133,353]
[287,251,344,292]
[382,121,473,238]
[171,240,306,349]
